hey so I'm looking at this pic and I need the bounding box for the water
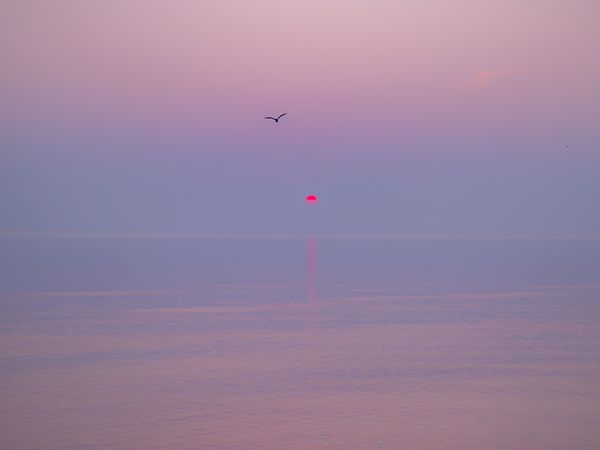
[1,237,600,449]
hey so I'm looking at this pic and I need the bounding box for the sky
[1,0,599,236]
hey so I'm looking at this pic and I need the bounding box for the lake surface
[2,236,600,449]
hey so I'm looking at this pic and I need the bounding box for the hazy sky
[1,0,599,235]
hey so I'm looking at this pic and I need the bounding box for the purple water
[2,237,600,449]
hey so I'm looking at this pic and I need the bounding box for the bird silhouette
[264,113,287,123]
[565,144,573,148]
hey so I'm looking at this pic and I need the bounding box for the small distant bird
[565,144,573,148]
[264,113,287,123]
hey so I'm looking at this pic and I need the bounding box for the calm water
[1,237,600,450]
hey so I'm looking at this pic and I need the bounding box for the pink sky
[1,0,599,234]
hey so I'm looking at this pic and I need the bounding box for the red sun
[305,195,318,204]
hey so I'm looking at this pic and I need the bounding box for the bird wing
[264,117,276,120]
[277,113,287,120]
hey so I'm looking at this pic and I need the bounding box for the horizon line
[1,231,599,241]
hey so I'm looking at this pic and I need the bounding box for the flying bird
[264,113,287,123]
[565,144,573,148]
